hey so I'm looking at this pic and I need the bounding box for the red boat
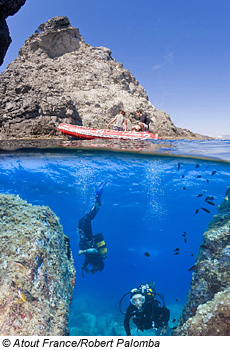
[58,123,160,141]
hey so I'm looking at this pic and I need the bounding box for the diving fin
[96,181,107,205]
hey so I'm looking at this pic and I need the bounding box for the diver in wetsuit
[123,283,170,336]
[78,182,107,276]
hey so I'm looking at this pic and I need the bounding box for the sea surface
[0,139,229,335]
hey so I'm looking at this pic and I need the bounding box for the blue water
[0,141,230,335]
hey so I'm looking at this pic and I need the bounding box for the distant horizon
[1,0,230,137]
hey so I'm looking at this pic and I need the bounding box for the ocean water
[0,140,229,335]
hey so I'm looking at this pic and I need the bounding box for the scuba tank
[94,233,107,258]
[138,282,156,298]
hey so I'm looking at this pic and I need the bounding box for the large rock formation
[0,16,206,140]
[0,0,26,65]
[0,194,76,335]
[174,187,230,335]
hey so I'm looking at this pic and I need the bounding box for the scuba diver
[78,182,107,276]
[120,282,170,336]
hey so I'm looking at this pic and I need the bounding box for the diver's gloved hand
[96,181,107,205]
[78,250,86,256]
[160,326,167,336]
[86,248,98,254]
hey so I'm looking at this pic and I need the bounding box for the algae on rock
[0,194,75,335]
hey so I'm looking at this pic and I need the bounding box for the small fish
[18,289,36,302]
[184,237,187,244]
[191,253,194,257]
[201,207,210,213]
[200,244,210,250]
[144,252,150,257]
[181,175,185,178]
[196,175,202,178]
[191,307,197,315]
[182,233,186,237]
[175,299,179,302]
[206,201,215,206]
[173,248,180,252]
[196,194,203,197]
[188,265,197,272]
[183,187,186,190]
[211,170,217,175]
[225,196,229,201]
[14,261,28,271]
[205,196,214,202]
[195,209,199,214]
[206,179,209,183]
[172,326,177,330]
[172,319,176,323]
[18,289,28,302]
[173,252,180,255]
[177,162,182,170]
[200,244,215,253]
[195,164,200,168]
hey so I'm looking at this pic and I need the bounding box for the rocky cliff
[174,187,230,336]
[0,16,206,140]
[0,0,26,65]
[0,194,76,336]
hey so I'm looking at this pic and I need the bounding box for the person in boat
[123,282,170,336]
[107,109,127,131]
[78,182,107,276]
[131,109,150,132]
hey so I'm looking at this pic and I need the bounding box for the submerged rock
[0,16,207,140]
[0,194,75,335]
[174,187,230,335]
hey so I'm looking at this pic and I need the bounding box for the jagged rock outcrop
[0,194,76,335]
[0,16,207,140]
[0,0,26,65]
[174,187,230,335]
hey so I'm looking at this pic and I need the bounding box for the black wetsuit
[139,114,148,125]
[78,205,104,273]
[124,297,170,335]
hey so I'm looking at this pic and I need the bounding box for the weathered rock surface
[174,187,230,335]
[0,194,75,335]
[0,16,208,140]
[0,0,26,65]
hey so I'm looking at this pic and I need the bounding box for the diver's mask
[130,293,145,308]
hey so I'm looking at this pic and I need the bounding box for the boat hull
[58,123,159,141]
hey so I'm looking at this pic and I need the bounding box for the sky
[1,0,230,137]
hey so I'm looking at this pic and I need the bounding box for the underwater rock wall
[174,187,230,335]
[0,194,76,335]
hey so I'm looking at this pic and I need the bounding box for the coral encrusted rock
[0,194,75,335]
[0,16,207,140]
[0,0,26,65]
[174,187,230,335]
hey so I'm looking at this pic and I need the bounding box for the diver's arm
[163,307,170,326]
[124,309,132,336]
[160,307,170,335]
[78,248,98,255]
